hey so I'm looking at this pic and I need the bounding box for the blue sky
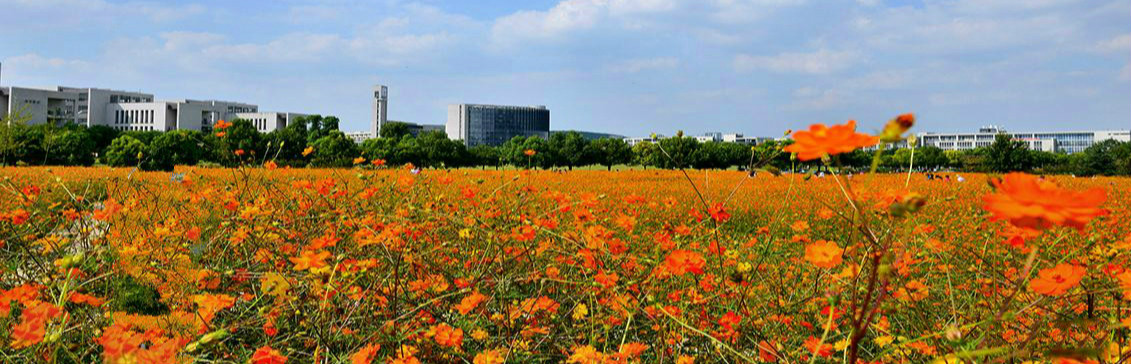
[1,0,1128,137]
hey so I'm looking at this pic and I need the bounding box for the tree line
[1,112,1130,175]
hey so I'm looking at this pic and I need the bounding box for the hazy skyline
[1,0,1128,137]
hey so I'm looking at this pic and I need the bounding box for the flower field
[2,163,1129,363]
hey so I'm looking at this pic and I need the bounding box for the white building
[624,135,665,147]
[1,84,302,133]
[917,126,1131,154]
[372,85,388,138]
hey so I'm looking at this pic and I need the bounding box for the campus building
[372,85,388,138]
[917,126,1131,154]
[446,104,550,146]
[0,84,302,132]
[550,130,626,140]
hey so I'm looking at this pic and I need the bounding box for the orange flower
[473,349,507,364]
[707,203,731,223]
[783,120,878,161]
[302,146,315,157]
[983,173,1107,231]
[251,345,287,364]
[803,336,834,358]
[264,160,278,170]
[663,250,706,276]
[193,293,236,323]
[455,291,487,315]
[524,149,537,156]
[214,119,232,130]
[426,323,464,349]
[371,159,387,167]
[353,157,366,165]
[567,345,605,364]
[349,343,380,364]
[290,250,331,271]
[1029,263,1085,296]
[804,240,843,269]
[9,301,61,349]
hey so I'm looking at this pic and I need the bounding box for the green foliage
[105,275,170,315]
[104,135,147,167]
[656,132,699,168]
[548,131,590,169]
[586,138,632,170]
[147,130,204,171]
[985,134,1033,172]
[43,126,97,166]
[264,127,308,165]
[1075,139,1131,176]
[379,122,413,139]
[310,131,359,167]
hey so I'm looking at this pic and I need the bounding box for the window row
[115,109,155,125]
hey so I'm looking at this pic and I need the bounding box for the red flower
[251,345,287,364]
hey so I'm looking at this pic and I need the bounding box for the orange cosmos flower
[353,157,366,165]
[251,345,287,364]
[9,301,62,349]
[804,240,844,269]
[371,159,386,167]
[290,250,331,271]
[783,120,878,161]
[193,293,235,323]
[983,173,1107,231]
[426,323,464,349]
[302,146,315,157]
[664,250,706,276]
[349,343,380,364]
[455,291,487,315]
[1029,263,1085,296]
[524,149,537,156]
[214,119,232,130]
[473,349,507,364]
[264,160,278,170]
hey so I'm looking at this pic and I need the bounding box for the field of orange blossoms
[2,121,1131,363]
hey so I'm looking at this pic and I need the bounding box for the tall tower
[371,85,388,138]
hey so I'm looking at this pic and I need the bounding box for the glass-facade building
[446,104,550,146]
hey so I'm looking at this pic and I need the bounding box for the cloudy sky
[1,0,1128,137]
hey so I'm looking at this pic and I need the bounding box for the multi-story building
[623,134,665,147]
[446,104,549,146]
[1,84,301,132]
[917,126,1131,154]
[235,111,308,133]
[372,85,388,138]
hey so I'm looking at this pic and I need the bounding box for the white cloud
[734,49,862,74]
[2,0,205,24]
[607,57,679,73]
[1093,33,1131,53]
[4,53,91,70]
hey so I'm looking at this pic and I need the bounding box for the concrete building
[446,104,549,146]
[916,126,1131,154]
[0,83,304,133]
[624,135,665,147]
[372,85,388,138]
[235,111,307,133]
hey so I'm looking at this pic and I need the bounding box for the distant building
[0,84,301,132]
[627,132,770,146]
[916,126,1131,154]
[623,135,665,147]
[550,130,625,140]
[372,85,388,138]
[345,131,372,144]
[235,112,307,133]
[403,122,445,136]
[446,104,549,146]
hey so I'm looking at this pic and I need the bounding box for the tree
[379,122,413,139]
[467,145,501,169]
[44,127,96,166]
[105,135,147,167]
[984,134,1032,172]
[586,138,632,171]
[147,130,204,171]
[549,131,590,170]
[416,131,466,168]
[264,127,308,165]
[632,141,661,169]
[310,131,359,167]
[656,132,699,169]
[360,137,399,164]
[224,119,265,161]
[1075,139,1131,176]
[86,125,120,159]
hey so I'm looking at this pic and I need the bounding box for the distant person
[957,175,965,183]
